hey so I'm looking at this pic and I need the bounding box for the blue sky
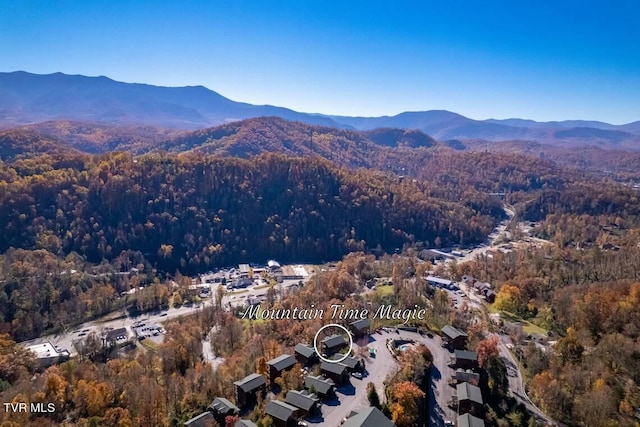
[1,1,639,123]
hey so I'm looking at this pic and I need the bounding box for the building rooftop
[265,400,298,422]
[342,407,393,427]
[236,420,258,427]
[208,397,239,414]
[321,334,347,349]
[349,318,370,332]
[454,349,478,362]
[457,382,483,405]
[184,412,216,427]
[233,373,266,392]
[458,413,486,427]
[330,354,360,370]
[304,375,335,395]
[441,325,468,340]
[267,354,296,372]
[285,390,318,411]
[26,342,61,359]
[426,275,454,285]
[295,343,316,358]
[320,361,348,375]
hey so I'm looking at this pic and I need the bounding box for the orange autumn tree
[389,381,425,427]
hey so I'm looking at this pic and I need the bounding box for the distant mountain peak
[0,71,638,149]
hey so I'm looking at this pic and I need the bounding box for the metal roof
[265,400,298,421]
[454,349,478,361]
[208,397,239,414]
[320,360,348,375]
[349,318,370,331]
[342,407,394,427]
[304,375,335,395]
[457,381,483,404]
[233,373,266,392]
[267,354,296,372]
[441,325,468,340]
[295,343,316,358]
[285,390,318,411]
[458,413,486,427]
[321,334,347,348]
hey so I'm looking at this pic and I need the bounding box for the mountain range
[1,71,639,149]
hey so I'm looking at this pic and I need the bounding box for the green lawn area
[141,338,159,352]
[376,285,394,297]
[487,304,548,336]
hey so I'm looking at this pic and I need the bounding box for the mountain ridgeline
[1,71,639,149]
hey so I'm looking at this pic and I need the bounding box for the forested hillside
[0,152,497,274]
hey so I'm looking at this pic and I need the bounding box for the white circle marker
[313,323,353,364]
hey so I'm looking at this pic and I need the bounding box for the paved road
[497,335,562,427]
[21,278,303,356]
[311,332,398,426]
[309,329,456,427]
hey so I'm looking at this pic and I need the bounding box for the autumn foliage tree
[388,381,425,427]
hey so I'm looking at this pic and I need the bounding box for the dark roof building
[234,373,266,408]
[265,400,299,427]
[457,381,484,416]
[458,413,486,427]
[330,354,363,372]
[457,381,483,404]
[320,360,349,385]
[321,334,348,354]
[285,390,319,414]
[454,369,480,386]
[441,325,468,350]
[294,343,317,364]
[208,397,239,421]
[267,354,297,380]
[349,318,370,336]
[184,411,216,427]
[342,407,393,427]
[451,350,478,370]
[304,375,335,397]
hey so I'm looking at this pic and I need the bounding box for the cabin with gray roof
[330,354,364,372]
[321,334,348,354]
[285,389,319,416]
[267,354,297,380]
[304,375,335,398]
[441,325,468,350]
[341,407,393,427]
[458,413,486,427]
[208,397,239,424]
[349,318,370,337]
[320,360,349,385]
[265,400,300,427]
[294,343,318,365]
[233,373,266,408]
[457,381,484,416]
[451,349,478,370]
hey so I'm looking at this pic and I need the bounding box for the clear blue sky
[1,1,639,123]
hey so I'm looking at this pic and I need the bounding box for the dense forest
[0,151,497,271]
